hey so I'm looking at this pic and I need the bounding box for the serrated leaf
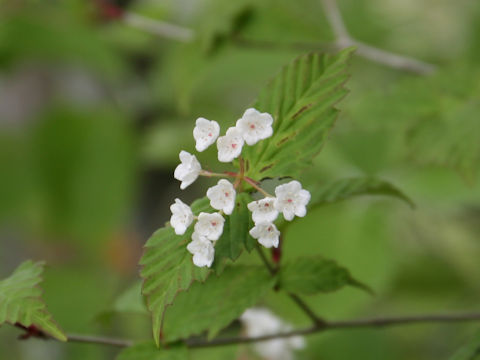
[116,342,188,360]
[212,192,256,272]
[163,265,274,342]
[448,331,480,360]
[140,198,212,346]
[310,177,414,209]
[243,48,353,180]
[278,256,371,295]
[0,260,66,341]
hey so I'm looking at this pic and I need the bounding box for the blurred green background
[0,0,479,359]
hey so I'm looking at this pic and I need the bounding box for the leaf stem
[243,177,273,198]
[66,333,133,348]
[199,170,238,178]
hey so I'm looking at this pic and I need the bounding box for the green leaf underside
[448,331,480,360]
[116,342,188,360]
[243,48,354,180]
[279,256,371,295]
[0,261,66,341]
[141,195,257,345]
[310,177,415,209]
[212,192,256,272]
[163,265,274,342]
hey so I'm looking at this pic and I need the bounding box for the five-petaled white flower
[274,181,311,221]
[247,198,278,224]
[241,308,305,360]
[249,222,281,248]
[169,198,194,235]
[194,212,225,241]
[206,179,236,215]
[174,151,201,190]
[236,108,274,146]
[187,232,215,268]
[216,127,244,163]
[193,117,220,152]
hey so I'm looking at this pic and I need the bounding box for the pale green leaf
[113,281,148,315]
[243,48,354,180]
[212,192,256,272]
[278,256,371,295]
[116,342,188,360]
[163,265,274,342]
[310,177,414,209]
[0,260,66,341]
[448,331,480,360]
[140,198,212,346]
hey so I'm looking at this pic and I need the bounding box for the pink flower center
[250,124,255,129]
[264,203,269,207]
[287,199,293,203]
[224,192,229,197]
[231,143,237,149]
[208,132,212,137]
[267,226,272,231]
[211,222,217,226]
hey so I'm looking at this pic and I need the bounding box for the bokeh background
[1,0,479,359]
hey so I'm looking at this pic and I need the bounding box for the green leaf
[212,192,256,271]
[140,198,212,347]
[116,342,188,360]
[278,256,371,295]
[197,0,256,53]
[163,265,274,342]
[310,177,414,209]
[0,260,66,341]
[449,331,480,360]
[243,48,354,180]
[113,281,148,315]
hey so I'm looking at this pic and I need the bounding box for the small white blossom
[169,199,194,235]
[194,212,225,241]
[174,151,201,190]
[247,198,278,224]
[236,108,274,146]
[241,308,305,360]
[216,127,244,163]
[193,117,220,152]
[206,179,236,215]
[187,232,215,268]
[249,222,280,248]
[274,181,311,221]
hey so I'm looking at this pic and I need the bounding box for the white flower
[236,108,274,146]
[241,308,305,360]
[249,222,280,248]
[169,199,194,235]
[216,127,244,163]
[194,212,225,241]
[274,181,311,221]
[206,179,236,215]
[174,151,201,190]
[247,198,278,223]
[193,117,220,152]
[187,232,215,268]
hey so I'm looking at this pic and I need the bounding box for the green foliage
[197,0,256,53]
[448,331,480,360]
[116,342,188,360]
[113,281,148,315]
[163,265,274,341]
[212,192,256,271]
[309,177,414,209]
[278,256,371,295]
[0,261,66,341]
[243,48,353,180]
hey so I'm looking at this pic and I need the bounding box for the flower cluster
[240,308,305,360]
[170,108,310,268]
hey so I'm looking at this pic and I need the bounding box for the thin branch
[319,0,436,75]
[66,333,133,348]
[188,312,480,348]
[122,12,194,42]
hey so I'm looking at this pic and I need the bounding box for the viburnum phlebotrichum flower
[168,108,311,267]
